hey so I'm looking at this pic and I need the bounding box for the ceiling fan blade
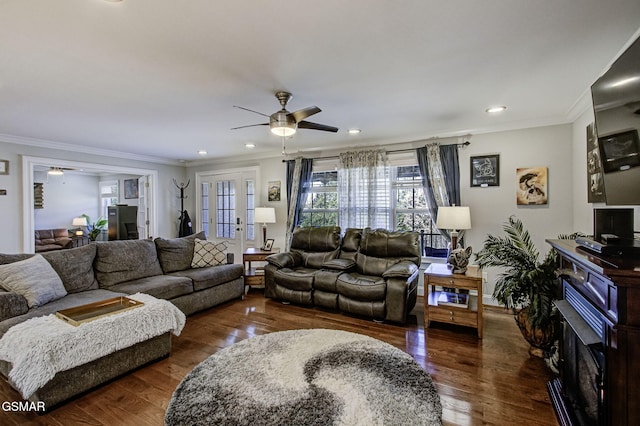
[291,106,321,123]
[298,121,339,133]
[231,123,269,130]
[233,106,270,117]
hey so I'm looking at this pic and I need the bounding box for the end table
[243,247,279,291]
[424,263,483,338]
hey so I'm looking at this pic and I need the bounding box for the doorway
[22,156,158,252]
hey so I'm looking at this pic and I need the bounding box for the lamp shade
[254,207,276,224]
[436,206,471,230]
[72,217,88,227]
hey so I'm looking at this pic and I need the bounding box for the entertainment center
[548,239,640,425]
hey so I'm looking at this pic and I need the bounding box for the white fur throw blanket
[0,293,186,399]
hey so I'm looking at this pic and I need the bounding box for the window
[299,171,339,227]
[99,180,118,218]
[391,165,447,256]
[246,180,255,241]
[299,162,447,257]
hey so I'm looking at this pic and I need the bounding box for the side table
[243,247,279,291]
[71,235,90,248]
[424,263,483,338]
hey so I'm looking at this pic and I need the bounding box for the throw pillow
[42,244,99,293]
[0,254,67,308]
[192,238,227,268]
[155,231,206,273]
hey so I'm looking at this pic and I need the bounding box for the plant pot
[514,307,557,358]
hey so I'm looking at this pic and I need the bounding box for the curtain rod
[281,140,470,162]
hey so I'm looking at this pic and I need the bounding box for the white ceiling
[1,0,640,164]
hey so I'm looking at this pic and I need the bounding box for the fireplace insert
[554,281,608,425]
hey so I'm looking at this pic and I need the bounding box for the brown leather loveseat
[34,229,73,252]
[264,226,421,323]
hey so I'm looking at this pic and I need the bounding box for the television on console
[591,34,640,205]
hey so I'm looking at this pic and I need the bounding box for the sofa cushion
[274,267,316,291]
[0,253,33,265]
[339,228,362,261]
[0,290,29,322]
[290,226,341,252]
[192,239,228,268]
[170,264,243,291]
[0,289,125,338]
[336,273,386,301]
[357,229,420,276]
[107,275,193,300]
[0,254,67,308]
[94,239,164,287]
[155,231,206,273]
[42,244,99,293]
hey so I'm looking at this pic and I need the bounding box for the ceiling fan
[232,91,339,136]
[47,166,77,176]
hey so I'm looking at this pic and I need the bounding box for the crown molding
[0,133,185,166]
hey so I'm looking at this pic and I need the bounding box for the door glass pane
[216,180,236,239]
[201,182,209,237]
[246,179,255,241]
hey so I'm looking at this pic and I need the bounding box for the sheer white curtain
[338,149,389,229]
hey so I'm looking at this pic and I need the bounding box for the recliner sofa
[34,229,72,252]
[264,226,420,323]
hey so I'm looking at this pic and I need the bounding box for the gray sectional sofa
[0,232,244,407]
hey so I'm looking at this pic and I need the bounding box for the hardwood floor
[0,291,558,425]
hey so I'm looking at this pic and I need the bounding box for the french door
[199,171,257,263]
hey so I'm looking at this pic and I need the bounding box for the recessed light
[245,143,256,149]
[197,150,207,155]
[348,129,361,135]
[486,106,507,113]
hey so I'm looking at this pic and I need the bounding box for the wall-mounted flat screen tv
[591,35,640,205]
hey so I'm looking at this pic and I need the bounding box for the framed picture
[263,239,274,251]
[516,166,548,205]
[586,122,605,202]
[470,155,499,187]
[268,180,281,202]
[0,160,8,175]
[124,178,139,199]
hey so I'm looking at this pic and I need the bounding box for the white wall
[460,125,574,304]
[33,171,100,230]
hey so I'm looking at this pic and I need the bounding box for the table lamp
[254,207,276,249]
[436,206,471,249]
[72,217,88,236]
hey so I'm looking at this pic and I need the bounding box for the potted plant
[475,216,562,358]
[81,214,108,242]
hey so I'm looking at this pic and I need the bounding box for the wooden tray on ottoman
[55,296,144,326]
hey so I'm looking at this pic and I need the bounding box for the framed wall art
[268,180,281,202]
[586,122,605,202]
[0,160,8,175]
[124,178,139,199]
[470,154,499,187]
[516,167,548,205]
